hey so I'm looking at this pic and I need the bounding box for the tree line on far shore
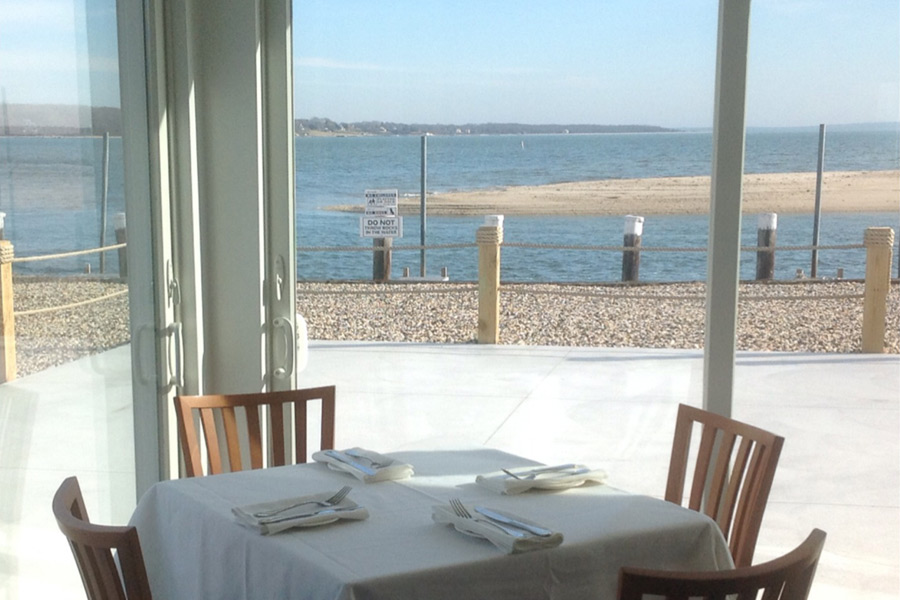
[296,117,676,136]
[1,104,676,137]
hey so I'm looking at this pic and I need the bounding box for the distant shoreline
[324,170,900,217]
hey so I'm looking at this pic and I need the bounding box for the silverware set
[449,498,529,539]
[253,485,352,519]
[246,454,562,539]
[344,448,391,468]
[502,464,587,480]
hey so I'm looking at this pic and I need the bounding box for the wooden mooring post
[621,215,643,282]
[372,237,392,282]
[477,215,503,343]
[0,240,16,382]
[861,227,895,353]
[755,213,777,280]
[115,212,128,280]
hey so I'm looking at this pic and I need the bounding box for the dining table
[129,448,733,599]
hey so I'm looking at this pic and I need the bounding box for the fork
[449,497,473,519]
[502,464,582,480]
[448,498,526,538]
[253,485,352,518]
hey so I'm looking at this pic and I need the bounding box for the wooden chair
[174,385,336,477]
[53,476,152,600]
[617,528,826,600]
[666,403,785,567]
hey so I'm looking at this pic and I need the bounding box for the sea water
[1,127,898,282]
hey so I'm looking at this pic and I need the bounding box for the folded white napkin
[233,490,369,535]
[432,503,563,554]
[476,464,607,495]
[312,447,414,483]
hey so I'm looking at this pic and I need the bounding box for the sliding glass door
[0,0,142,596]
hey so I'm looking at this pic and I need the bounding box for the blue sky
[1,0,897,129]
[294,0,900,128]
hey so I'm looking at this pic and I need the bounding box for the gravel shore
[9,278,896,378]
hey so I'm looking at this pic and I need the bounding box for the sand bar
[326,170,899,216]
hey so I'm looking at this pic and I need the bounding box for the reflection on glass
[0,1,135,597]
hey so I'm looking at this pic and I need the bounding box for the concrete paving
[1,342,897,599]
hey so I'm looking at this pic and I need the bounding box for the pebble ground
[9,278,898,378]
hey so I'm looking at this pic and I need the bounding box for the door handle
[272,316,294,379]
[165,322,183,389]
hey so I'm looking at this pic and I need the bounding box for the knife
[473,506,554,537]
[324,450,377,476]
[505,463,581,479]
[259,505,360,525]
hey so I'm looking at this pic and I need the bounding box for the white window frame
[116,0,297,496]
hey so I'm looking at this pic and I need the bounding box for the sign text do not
[361,189,402,238]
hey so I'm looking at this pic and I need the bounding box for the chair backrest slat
[53,477,153,600]
[320,387,336,449]
[707,430,738,523]
[688,425,718,510]
[221,406,243,471]
[270,403,287,467]
[617,529,826,600]
[665,404,784,567]
[175,386,337,477]
[244,405,264,470]
[295,395,309,461]
[198,407,223,474]
[719,437,753,533]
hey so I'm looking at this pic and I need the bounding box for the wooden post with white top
[0,240,16,382]
[372,237,392,282]
[861,227,894,353]
[622,215,643,282]
[755,213,777,280]
[477,215,503,344]
[115,212,128,280]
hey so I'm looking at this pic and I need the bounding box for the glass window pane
[0,0,134,596]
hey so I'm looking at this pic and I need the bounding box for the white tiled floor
[1,342,897,599]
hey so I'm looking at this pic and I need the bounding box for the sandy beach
[326,170,899,216]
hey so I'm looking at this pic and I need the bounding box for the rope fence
[297,285,477,296]
[497,287,866,302]
[0,237,130,382]
[7,240,128,319]
[298,242,867,253]
[14,288,128,317]
[11,242,127,264]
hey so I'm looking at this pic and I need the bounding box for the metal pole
[811,123,825,278]
[420,134,427,277]
[99,131,110,273]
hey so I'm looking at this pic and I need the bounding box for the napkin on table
[432,503,563,554]
[312,447,414,483]
[476,464,607,495]
[233,490,369,535]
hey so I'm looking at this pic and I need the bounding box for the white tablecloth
[130,449,733,600]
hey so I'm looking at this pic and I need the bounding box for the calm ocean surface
[2,127,898,282]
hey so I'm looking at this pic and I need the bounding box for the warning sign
[360,215,403,238]
[361,189,402,238]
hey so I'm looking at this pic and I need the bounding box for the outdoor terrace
[1,341,897,599]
